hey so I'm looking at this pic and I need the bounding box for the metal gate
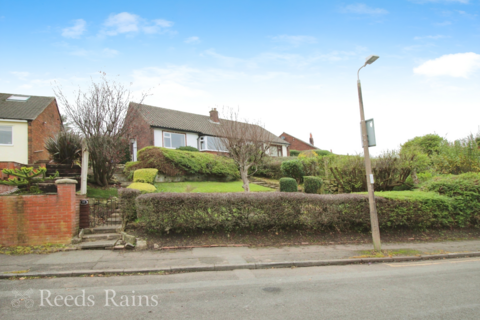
[89,198,120,227]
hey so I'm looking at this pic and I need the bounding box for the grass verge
[155,181,275,193]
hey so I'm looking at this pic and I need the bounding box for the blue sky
[1,0,479,155]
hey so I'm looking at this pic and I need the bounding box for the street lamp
[357,55,381,251]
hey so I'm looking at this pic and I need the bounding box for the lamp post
[357,55,381,251]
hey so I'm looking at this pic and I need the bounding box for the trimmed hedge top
[133,168,158,184]
[127,182,157,193]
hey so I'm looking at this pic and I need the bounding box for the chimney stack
[309,133,314,145]
[209,108,219,123]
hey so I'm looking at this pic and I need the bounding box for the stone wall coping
[55,178,78,184]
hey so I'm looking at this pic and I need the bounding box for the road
[1,258,480,319]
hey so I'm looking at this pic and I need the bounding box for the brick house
[279,132,318,155]
[0,93,62,172]
[125,103,289,160]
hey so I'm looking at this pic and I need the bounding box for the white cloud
[185,36,200,44]
[414,35,447,40]
[434,21,452,26]
[70,47,119,58]
[62,19,86,38]
[11,71,30,80]
[271,35,317,46]
[414,52,480,78]
[102,12,173,36]
[341,3,388,15]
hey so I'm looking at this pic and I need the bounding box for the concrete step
[78,240,119,250]
[83,226,121,234]
[82,233,121,242]
[107,218,122,223]
[111,213,120,218]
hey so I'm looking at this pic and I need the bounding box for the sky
[1,0,479,155]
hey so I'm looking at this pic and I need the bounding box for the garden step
[107,217,122,223]
[82,233,121,242]
[84,226,121,234]
[77,240,119,250]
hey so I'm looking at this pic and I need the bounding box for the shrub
[281,160,304,182]
[44,130,82,165]
[135,191,465,234]
[421,173,480,227]
[133,169,158,184]
[299,156,320,176]
[431,135,480,174]
[177,146,199,152]
[304,176,323,194]
[314,149,332,156]
[289,150,300,157]
[118,188,141,229]
[135,147,240,179]
[280,177,297,192]
[0,167,48,192]
[127,182,157,193]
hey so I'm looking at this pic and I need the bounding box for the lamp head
[365,55,379,65]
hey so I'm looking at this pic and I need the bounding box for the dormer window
[7,95,30,102]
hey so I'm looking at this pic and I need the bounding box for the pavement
[1,240,480,278]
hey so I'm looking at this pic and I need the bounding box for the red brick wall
[279,132,317,155]
[29,100,62,164]
[125,105,154,157]
[0,183,79,246]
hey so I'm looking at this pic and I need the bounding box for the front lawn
[87,186,118,198]
[155,181,275,193]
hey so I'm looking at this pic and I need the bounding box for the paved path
[1,240,480,275]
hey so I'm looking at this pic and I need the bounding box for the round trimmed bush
[281,160,304,182]
[127,182,157,193]
[280,177,297,192]
[304,176,323,194]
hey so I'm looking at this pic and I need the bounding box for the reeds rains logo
[11,289,34,309]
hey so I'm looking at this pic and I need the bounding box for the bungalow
[0,93,62,173]
[125,103,289,161]
[279,132,319,155]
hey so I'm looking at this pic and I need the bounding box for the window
[6,95,30,102]
[0,126,13,145]
[200,136,228,152]
[269,145,282,157]
[163,132,185,149]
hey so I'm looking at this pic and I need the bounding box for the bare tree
[53,73,147,187]
[213,108,273,192]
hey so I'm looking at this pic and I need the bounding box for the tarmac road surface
[1,257,480,319]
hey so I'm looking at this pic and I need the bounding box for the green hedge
[314,150,332,156]
[131,147,240,179]
[421,173,480,227]
[177,146,199,152]
[281,160,304,182]
[280,177,297,192]
[135,191,465,234]
[118,188,141,223]
[133,169,158,184]
[304,176,323,194]
[289,150,300,157]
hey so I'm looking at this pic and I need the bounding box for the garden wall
[0,179,81,246]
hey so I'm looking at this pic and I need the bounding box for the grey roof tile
[131,102,288,145]
[0,93,55,120]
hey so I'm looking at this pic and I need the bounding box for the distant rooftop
[0,93,55,120]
